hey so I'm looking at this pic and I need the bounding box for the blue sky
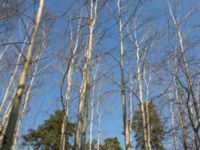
[6,0,200,149]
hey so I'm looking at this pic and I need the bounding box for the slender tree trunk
[0,1,44,149]
[12,46,45,150]
[117,0,131,149]
[12,53,40,150]
[89,66,98,150]
[59,18,82,150]
[89,92,94,150]
[170,101,178,150]
[146,103,151,150]
[81,91,89,150]
[129,76,133,149]
[97,96,101,150]
[74,1,98,149]
[135,34,148,150]
[144,68,152,150]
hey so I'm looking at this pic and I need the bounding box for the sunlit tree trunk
[129,75,133,149]
[169,100,178,150]
[144,68,152,150]
[117,0,131,149]
[12,52,41,150]
[59,18,82,150]
[74,0,98,149]
[89,66,98,150]
[97,95,101,150]
[0,0,44,149]
[135,32,148,150]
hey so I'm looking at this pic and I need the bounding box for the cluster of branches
[0,0,200,150]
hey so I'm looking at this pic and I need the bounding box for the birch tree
[117,0,132,149]
[167,0,200,145]
[0,0,44,149]
[12,32,48,149]
[89,65,98,150]
[59,18,82,150]
[74,0,98,149]
[96,95,101,150]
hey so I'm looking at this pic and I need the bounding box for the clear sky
[11,0,200,149]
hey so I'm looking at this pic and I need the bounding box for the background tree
[22,110,75,150]
[101,137,123,150]
[86,137,123,150]
[132,102,165,150]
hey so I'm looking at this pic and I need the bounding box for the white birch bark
[144,68,152,150]
[97,96,101,150]
[129,75,133,149]
[169,100,178,150]
[12,53,41,150]
[135,32,148,150]
[74,0,98,149]
[89,66,98,150]
[117,0,131,149]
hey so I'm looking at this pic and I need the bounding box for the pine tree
[133,102,165,150]
[22,110,75,150]
[101,137,123,150]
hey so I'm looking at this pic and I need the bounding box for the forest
[0,0,200,150]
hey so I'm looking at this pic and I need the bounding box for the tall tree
[59,17,82,150]
[117,0,131,149]
[0,0,44,149]
[74,0,98,150]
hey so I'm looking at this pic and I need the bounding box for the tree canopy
[132,102,165,150]
[22,110,75,150]
[22,110,123,150]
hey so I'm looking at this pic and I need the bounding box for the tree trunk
[129,76,133,149]
[74,1,98,149]
[89,66,98,150]
[144,68,152,150]
[59,18,81,150]
[12,50,43,150]
[170,101,178,150]
[97,95,101,150]
[117,0,131,149]
[135,36,148,150]
[0,0,44,149]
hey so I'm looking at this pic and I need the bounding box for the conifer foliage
[22,110,75,150]
[132,102,165,150]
